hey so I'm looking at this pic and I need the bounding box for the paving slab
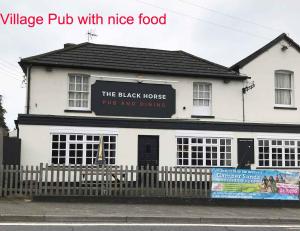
[0,198,300,224]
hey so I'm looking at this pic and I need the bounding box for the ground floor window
[176,137,232,167]
[258,139,300,168]
[51,134,116,165]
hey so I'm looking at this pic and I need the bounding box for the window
[275,71,293,106]
[258,139,299,168]
[177,137,232,167]
[177,138,189,166]
[68,74,89,109]
[193,83,212,116]
[51,134,116,165]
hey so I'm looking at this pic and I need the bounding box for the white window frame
[274,70,294,107]
[176,136,232,167]
[51,133,117,165]
[67,74,90,110]
[192,82,212,116]
[258,138,300,168]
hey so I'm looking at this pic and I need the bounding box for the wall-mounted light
[281,45,288,51]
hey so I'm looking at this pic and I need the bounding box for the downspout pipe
[26,65,32,114]
[242,89,245,123]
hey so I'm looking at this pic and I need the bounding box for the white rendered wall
[19,124,178,167]
[28,67,245,122]
[240,39,300,124]
[20,124,300,169]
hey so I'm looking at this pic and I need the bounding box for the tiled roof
[20,43,247,79]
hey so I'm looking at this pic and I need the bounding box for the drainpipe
[242,80,255,123]
[26,65,32,114]
[242,88,246,123]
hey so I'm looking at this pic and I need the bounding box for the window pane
[275,89,291,105]
[69,84,75,91]
[75,76,82,83]
[275,73,291,88]
[69,92,75,99]
[83,77,89,84]
[83,84,89,91]
[69,76,75,83]
[69,100,74,107]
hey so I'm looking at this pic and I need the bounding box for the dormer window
[275,70,294,106]
[68,74,90,109]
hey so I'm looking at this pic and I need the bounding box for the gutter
[19,61,250,80]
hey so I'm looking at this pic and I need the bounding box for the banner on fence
[211,168,300,200]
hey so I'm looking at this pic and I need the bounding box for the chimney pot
[64,43,76,49]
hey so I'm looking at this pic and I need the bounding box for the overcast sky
[1,0,300,130]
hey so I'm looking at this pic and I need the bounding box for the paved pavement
[0,223,300,231]
[1,198,300,224]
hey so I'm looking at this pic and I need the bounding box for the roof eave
[19,61,249,80]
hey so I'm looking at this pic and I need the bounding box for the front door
[138,135,159,167]
[237,138,254,168]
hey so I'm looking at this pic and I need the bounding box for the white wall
[19,123,300,169]
[19,125,237,166]
[240,39,300,124]
[28,67,245,122]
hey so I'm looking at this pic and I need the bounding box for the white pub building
[16,33,300,170]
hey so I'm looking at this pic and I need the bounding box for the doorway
[138,135,159,187]
[138,135,159,167]
[237,138,255,168]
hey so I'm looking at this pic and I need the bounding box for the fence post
[34,165,39,196]
[44,164,48,196]
[38,163,43,196]
[129,165,133,197]
[95,165,99,196]
[64,164,71,196]
[14,165,19,196]
[9,165,14,196]
[62,164,66,195]
[165,166,168,197]
[120,165,123,196]
[19,165,23,196]
[0,165,3,197]
[204,168,208,198]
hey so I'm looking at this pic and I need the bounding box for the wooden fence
[0,164,211,198]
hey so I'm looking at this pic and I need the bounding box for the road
[0,223,300,231]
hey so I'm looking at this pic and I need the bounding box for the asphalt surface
[0,223,300,231]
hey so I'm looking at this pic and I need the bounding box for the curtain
[275,72,292,105]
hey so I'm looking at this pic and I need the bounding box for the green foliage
[0,97,8,131]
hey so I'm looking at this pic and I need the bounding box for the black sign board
[91,80,176,118]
